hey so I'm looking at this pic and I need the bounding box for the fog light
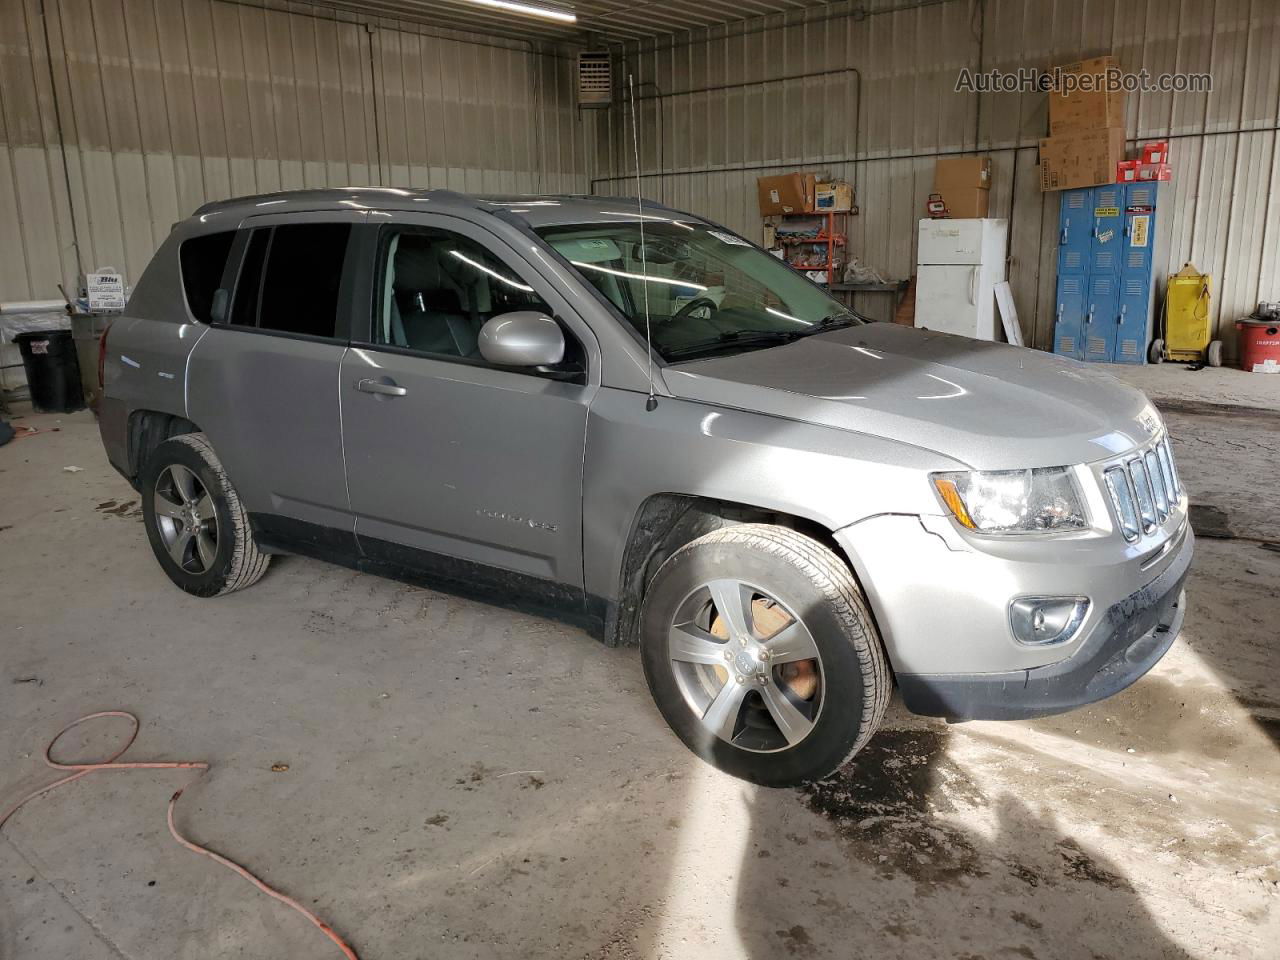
[1009,597,1090,646]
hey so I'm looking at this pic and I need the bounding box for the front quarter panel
[581,388,963,603]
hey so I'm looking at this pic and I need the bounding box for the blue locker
[1058,189,1090,277]
[1083,272,1119,362]
[1055,273,1086,358]
[1115,183,1158,363]
[1089,184,1124,276]
[1054,188,1092,360]
[1053,183,1158,363]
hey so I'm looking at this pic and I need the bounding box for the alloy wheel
[668,579,825,753]
[153,464,219,574]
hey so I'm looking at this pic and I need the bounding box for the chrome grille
[1103,435,1182,542]
[1129,458,1157,532]
[1144,450,1168,519]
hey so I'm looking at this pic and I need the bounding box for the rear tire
[639,524,890,786]
[140,433,269,597]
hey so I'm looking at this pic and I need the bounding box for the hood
[661,323,1159,470]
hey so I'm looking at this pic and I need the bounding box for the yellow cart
[1150,263,1223,365]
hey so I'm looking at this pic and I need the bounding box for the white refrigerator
[915,218,1008,341]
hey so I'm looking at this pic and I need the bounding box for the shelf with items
[767,210,851,286]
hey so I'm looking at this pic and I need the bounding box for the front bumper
[897,532,1190,719]
[836,510,1194,721]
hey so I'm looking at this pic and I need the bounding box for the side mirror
[478,311,565,367]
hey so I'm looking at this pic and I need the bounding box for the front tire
[140,433,269,597]
[639,524,890,786]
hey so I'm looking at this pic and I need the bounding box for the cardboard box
[757,173,816,216]
[932,156,991,218]
[1039,127,1126,191]
[1048,55,1126,136]
[934,155,992,191]
[1137,162,1171,181]
[1140,140,1169,164]
[1116,159,1140,182]
[815,180,854,211]
[934,187,991,218]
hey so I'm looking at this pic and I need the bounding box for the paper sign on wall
[86,268,126,312]
[1130,215,1150,248]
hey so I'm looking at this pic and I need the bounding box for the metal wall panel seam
[3,6,36,299]
[48,0,98,273]
[34,0,83,286]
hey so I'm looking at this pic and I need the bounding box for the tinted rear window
[257,223,351,339]
[179,231,236,322]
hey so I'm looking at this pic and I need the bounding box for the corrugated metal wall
[6,0,1278,357]
[591,0,1280,356]
[0,0,593,303]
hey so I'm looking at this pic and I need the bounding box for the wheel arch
[126,410,202,489]
[601,492,875,649]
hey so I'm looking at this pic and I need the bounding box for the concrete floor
[1,368,1278,960]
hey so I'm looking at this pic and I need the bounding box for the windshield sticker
[553,236,621,263]
[707,230,750,246]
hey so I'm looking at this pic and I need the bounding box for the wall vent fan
[577,51,612,108]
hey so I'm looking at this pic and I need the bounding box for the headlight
[932,467,1088,534]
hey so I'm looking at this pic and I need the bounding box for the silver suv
[98,189,1192,786]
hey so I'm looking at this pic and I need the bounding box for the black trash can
[15,329,85,413]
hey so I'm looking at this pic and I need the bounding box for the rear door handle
[356,378,407,397]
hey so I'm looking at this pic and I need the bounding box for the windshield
[535,220,864,361]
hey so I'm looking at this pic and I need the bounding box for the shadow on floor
[734,723,1192,958]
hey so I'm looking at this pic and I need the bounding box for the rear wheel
[140,433,269,597]
[639,524,890,786]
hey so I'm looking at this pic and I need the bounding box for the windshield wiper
[664,329,808,360]
[814,311,862,330]
[663,312,865,361]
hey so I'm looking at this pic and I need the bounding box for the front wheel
[140,433,270,597]
[639,524,891,786]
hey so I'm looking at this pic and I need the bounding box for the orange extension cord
[0,711,358,960]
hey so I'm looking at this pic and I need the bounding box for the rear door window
[179,230,236,322]
[228,223,351,339]
[230,229,270,327]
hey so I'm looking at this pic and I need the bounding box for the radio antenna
[627,72,658,412]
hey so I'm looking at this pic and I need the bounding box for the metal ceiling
[316,0,837,44]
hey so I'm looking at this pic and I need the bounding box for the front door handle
[356,378,407,397]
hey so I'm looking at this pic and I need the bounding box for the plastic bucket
[14,329,85,412]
